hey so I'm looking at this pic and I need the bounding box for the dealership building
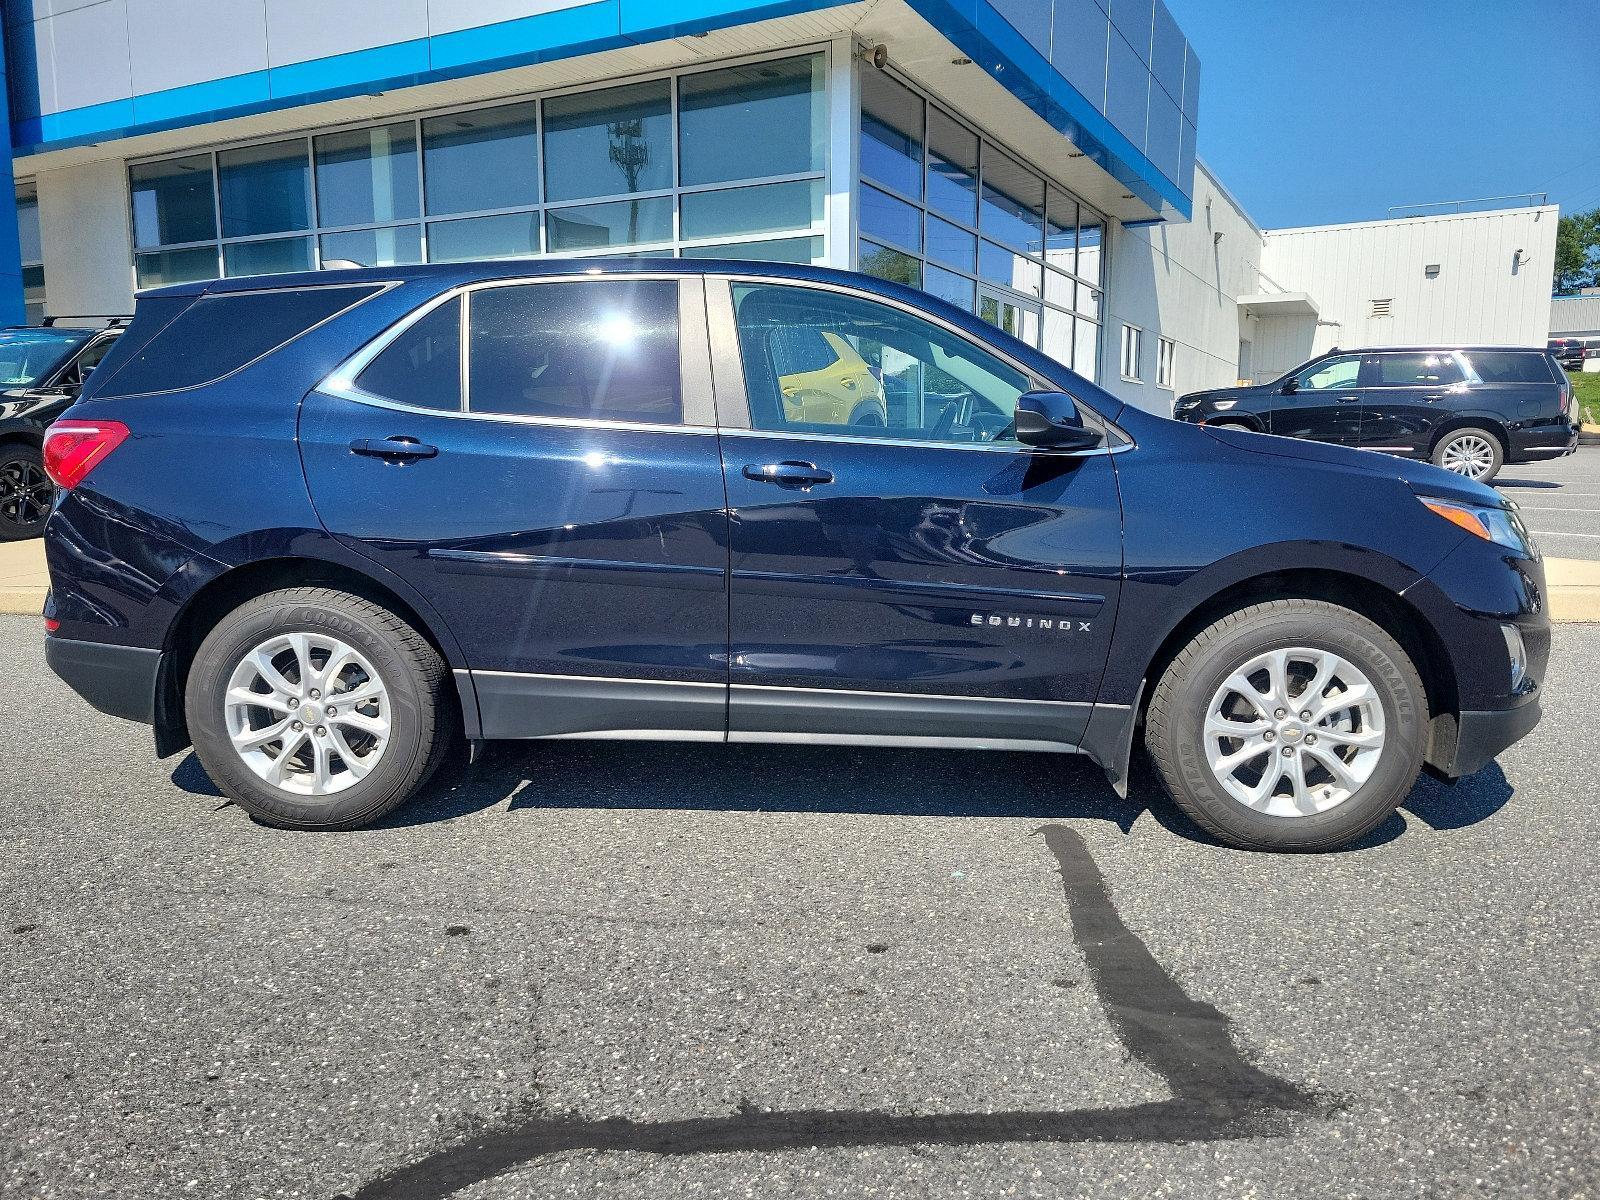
[0,0,1559,413]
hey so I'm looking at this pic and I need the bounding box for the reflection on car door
[1269,353,1364,444]
[300,277,730,740]
[1358,351,1465,453]
[710,277,1122,751]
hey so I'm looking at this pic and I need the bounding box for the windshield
[0,329,88,387]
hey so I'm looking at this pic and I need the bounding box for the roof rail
[42,313,132,328]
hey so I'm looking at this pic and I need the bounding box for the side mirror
[1280,378,1299,394]
[1014,390,1104,451]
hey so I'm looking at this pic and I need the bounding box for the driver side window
[1295,355,1361,391]
[730,283,1031,444]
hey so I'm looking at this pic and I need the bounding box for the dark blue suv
[40,261,1549,851]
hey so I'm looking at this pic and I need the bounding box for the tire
[1145,599,1427,852]
[1431,427,1503,483]
[0,443,53,541]
[185,587,453,830]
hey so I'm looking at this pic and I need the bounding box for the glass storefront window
[680,235,821,263]
[680,55,825,187]
[223,236,313,277]
[860,185,921,254]
[978,240,1042,297]
[1077,217,1105,286]
[16,184,44,323]
[218,140,311,238]
[545,197,672,251]
[130,155,217,248]
[859,68,923,200]
[543,80,672,202]
[422,102,540,215]
[679,179,822,241]
[859,239,920,288]
[315,123,419,229]
[135,246,219,289]
[925,215,976,274]
[320,226,423,268]
[926,108,978,226]
[979,150,1045,254]
[1044,189,1077,275]
[923,264,975,310]
[427,212,540,262]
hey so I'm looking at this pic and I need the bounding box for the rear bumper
[45,635,161,725]
[1509,429,1580,462]
[1438,700,1542,779]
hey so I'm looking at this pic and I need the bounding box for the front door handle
[1334,393,1361,403]
[350,436,439,461]
[742,460,834,488]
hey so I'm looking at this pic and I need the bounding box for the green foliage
[1555,209,1600,292]
[1570,371,1600,426]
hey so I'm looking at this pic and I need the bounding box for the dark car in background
[1547,338,1586,371]
[0,322,123,539]
[1175,346,1578,483]
[40,261,1548,853]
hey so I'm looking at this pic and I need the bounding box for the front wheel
[1432,427,1503,483]
[0,444,53,541]
[1145,599,1427,852]
[185,587,453,829]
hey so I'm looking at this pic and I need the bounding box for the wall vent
[1424,263,1441,279]
[1370,298,1393,318]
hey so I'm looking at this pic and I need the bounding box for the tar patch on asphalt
[349,823,1336,1199]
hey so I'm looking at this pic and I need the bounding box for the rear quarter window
[1465,351,1557,384]
[92,284,382,397]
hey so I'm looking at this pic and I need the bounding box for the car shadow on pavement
[1494,477,1563,489]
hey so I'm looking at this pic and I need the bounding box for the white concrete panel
[266,0,428,67]
[126,0,269,94]
[36,157,135,317]
[47,1,133,112]
[426,0,595,37]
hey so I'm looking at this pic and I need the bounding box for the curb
[5,584,1598,622]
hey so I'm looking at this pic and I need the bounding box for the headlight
[1211,400,1238,410]
[1418,495,1536,557]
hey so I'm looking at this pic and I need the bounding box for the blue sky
[1165,0,1600,228]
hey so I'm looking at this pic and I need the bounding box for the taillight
[42,420,129,490]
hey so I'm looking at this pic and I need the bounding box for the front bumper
[45,635,161,725]
[1436,701,1543,779]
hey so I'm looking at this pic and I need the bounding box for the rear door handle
[350,436,438,461]
[741,460,834,488]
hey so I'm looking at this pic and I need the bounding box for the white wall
[35,159,135,319]
[1100,161,1263,413]
[1259,205,1558,378]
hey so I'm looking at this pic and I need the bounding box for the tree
[1555,208,1600,292]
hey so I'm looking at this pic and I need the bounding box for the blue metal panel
[1102,27,1148,156]
[1149,0,1183,103]
[429,1,622,70]
[1144,78,1180,184]
[1181,39,1200,121]
[0,19,22,326]
[1105,0,1151,63]
[1049,0,1108,112]
[988,0,1052,60]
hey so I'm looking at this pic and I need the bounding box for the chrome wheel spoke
[1204,645,1387,818]
[224,631,390,797]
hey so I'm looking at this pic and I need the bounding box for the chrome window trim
[320,273,715,433]
[706,272,1133,451]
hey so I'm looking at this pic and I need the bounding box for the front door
[711,278,1122,749]
[299,276,730,739]
[1269,353,1365,444]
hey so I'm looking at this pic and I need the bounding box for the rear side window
[466,280,680,423]
[1464,351,1556,384]
[1370,352,1463,387]
[95,284,381,396]
[354,297,462,411]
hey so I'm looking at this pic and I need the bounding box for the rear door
[1358,350,1466,453]
[300,275,730,740]
[1268,354,1364,444]
[708,276,1122,750]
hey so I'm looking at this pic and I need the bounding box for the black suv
[1175,347,1578,483]
[1548,338,1586,371]
[0,322,123,539]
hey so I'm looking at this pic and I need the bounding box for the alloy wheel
[1203,647,1386,817]
[0,458,53,531]
[1439,434,1496,480]
[224,631,391,796]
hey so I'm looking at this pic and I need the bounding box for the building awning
[1237,292,1319,318]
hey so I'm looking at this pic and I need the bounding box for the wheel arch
[153,554,478,757]
[1428,415,1509,457]
[1204,414,1266,434]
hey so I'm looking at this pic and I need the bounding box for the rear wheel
[1432,427,1502,482]
[1145,599,1427,852]
[0,444,52,541]
[185,587,453,829]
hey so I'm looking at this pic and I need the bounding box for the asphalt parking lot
[1496,447,1600,562]
[2,616,1597,1199]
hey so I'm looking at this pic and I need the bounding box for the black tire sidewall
[1158,609,1426,850]
[186,594,434,829]
[0,444,50,541]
